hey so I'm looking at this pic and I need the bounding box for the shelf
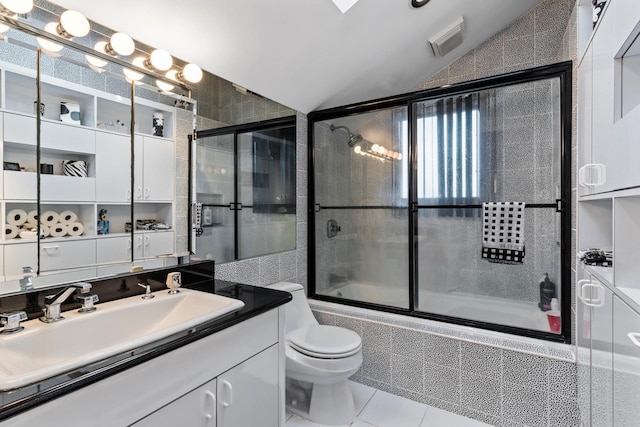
[578,198,613,251]
[584,264,614,287]
[614,196,640,293]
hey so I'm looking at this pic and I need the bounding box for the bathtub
[322,280,550,332]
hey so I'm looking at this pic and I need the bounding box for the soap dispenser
[538,273,556,311]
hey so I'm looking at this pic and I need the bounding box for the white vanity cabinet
[133,344,279,427]
[2,307,285,427]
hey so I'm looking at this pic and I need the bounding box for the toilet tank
[268,282,318,334]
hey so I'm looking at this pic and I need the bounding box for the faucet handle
[166,272,181,294]
[0,311,27,334]
[76,294,99,313]
[137,282,155,299]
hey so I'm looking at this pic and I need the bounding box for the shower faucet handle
[327,219,341,238]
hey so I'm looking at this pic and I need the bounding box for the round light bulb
[37,22,63,53]
[0,0,33,14]
[108,32,135,56]
[181,63,203,83]
[149,49,172,71]
[59,10,89,38]
[123,56,145,81]
[165,69,179,82]
[354,146,361,154]
[397,153,403,160]
[371,144,380,153]
[156,79,174,92]
[86,41,108,68]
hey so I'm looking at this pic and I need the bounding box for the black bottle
[539,273,556,311]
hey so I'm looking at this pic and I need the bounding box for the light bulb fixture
[332,124,400,162]
[0,13,15,33]
[156,78,174,92]
[351,140,401,162]
[36,22,63,53]
[104,32,135,56]
[86,41,108,68]
[144,49,172,71]
[122,56,145,81]
[0,0,33,14]
[178,63,203,83]
[57,10,89,38]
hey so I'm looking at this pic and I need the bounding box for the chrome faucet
[0,311,27,334]
[19,266,34,290]
[40,282,94,323]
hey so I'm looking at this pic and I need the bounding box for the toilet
[269,282,362,426]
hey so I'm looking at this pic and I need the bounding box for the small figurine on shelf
[97,208,110,235]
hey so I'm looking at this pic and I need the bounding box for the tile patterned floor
[285,381,493,427]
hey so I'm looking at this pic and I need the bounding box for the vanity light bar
[0,12,197,92]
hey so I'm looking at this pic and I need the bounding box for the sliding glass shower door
[309,63,572,341]
[313,108,410,308]
[414,80,563,332]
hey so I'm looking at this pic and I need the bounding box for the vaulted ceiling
[50,0,544,113]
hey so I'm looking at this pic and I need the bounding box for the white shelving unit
[577,1,640,425]
[0,60,177,280]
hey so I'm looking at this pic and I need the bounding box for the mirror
[0,1,296,296]
[192,118,297,263]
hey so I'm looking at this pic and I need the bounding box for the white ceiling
[50,0,543,113]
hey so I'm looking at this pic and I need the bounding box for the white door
[96,133,132,202]
[96,236,131,264]
[577,45,593,196]
[142,136,174,202]
[131,377,217,427]
[612,297,640,426]
[217,344,279,427]
[142,232,174,258]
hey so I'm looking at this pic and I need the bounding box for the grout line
[356,386,377,418]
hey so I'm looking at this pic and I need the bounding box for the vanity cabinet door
[612,297,640,426]
[134,232,174,259]
[96,132,132,203]
[131,378,217,427]
[217,344,279,427]
[134,136,174,202]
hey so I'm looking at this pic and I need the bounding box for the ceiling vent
[428,16,465,57]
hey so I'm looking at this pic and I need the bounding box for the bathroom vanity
[0,267,291,426]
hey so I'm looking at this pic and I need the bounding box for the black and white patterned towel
[481,202,525,264]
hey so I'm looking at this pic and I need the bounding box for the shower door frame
[307,61,573,343]
[190,115,297,261]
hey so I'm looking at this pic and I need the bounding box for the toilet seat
[288,325,362,359]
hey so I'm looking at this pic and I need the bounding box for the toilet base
[286,378,356,426]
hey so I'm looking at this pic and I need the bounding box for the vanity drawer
[40,239,96,271]
[4,242,37,277]
[4,113,36,145]
[41,121,95,154]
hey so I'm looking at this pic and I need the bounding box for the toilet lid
[288,325,362,359]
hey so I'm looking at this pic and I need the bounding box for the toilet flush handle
[222,380,233,407]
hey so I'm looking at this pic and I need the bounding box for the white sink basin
[0,288,244,391]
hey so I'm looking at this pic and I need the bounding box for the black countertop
[0,280,291,422]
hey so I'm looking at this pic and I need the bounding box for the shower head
[330,124,363,147]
